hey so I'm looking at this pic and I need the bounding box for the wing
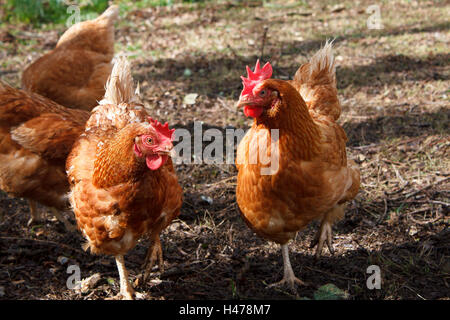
[0,81,89,125]
[0,82,89,162]
[0,81,60,127]
[10,113,86,162]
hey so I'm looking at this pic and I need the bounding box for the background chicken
[0,81,90,229]
[21,5,119,111]
[235,42,360,289]
[67,57,183,299]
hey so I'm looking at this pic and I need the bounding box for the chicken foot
[26,201,75,231]
[268,244,306,292]
[310,205,345,258]
[50,208,76,232]
[310,219,334,258]
[142,235,164,282]
[27,200,41,226]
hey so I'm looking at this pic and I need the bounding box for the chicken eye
[146,137,153,144]
[259,89,267,97]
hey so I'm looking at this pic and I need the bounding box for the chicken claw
[143,235,164,282]
[267,273,306,292]
[27,200,41,226]
[267,244,307,292]
[310,219,334,258]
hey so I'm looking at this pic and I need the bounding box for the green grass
[4,0,109,25]
[3,0,211,26]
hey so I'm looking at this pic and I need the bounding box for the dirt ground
[0,0,449,300]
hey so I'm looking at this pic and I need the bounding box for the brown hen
[0,81,89,229]
[67,57,183,299]
[235,42,360,289]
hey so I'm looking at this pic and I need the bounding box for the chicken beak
[236,95,255,109]
[157,144,174,157]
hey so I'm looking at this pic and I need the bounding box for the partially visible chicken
[0,81,90,229]
[21,5,119,110]
[235,42,360,289]
[67,57,183,299]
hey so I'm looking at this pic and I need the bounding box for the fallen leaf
[80,273,102,294]
[330,4,345,13]
[183,93,198,105]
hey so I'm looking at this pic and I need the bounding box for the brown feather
[21,5,119,110]
[0,81,89,210]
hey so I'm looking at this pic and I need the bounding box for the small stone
[149,279,163,286]
[168,222,181,232]
[183,68,192,77]
[408,225,418,236]
[200,195,213,205]
[57,256,68,265]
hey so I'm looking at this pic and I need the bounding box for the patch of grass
[4,0,109,25]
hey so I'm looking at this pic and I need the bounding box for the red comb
[148,117,175,141]
[240,60,273,97]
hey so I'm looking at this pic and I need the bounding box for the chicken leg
[27,200,41,226]
[268,244,305,291]
[310,205,344,258]
[310,219,334,258]
[143,234,164,281]
[115,255,135,300]
[26,201,75,231]
[50,208,76,232]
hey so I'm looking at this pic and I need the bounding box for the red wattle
[243,106,263,118]
[146,154,168,170]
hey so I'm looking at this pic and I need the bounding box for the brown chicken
[235,42,360,289]
[0,81,90,229]
[67,57,183,299]
[21,5,119,110]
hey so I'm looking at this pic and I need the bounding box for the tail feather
[101,56,138,105]
[96,5,119,25]
[56,5,119,51]
[292,40,341,121]
[306,40,336,83]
